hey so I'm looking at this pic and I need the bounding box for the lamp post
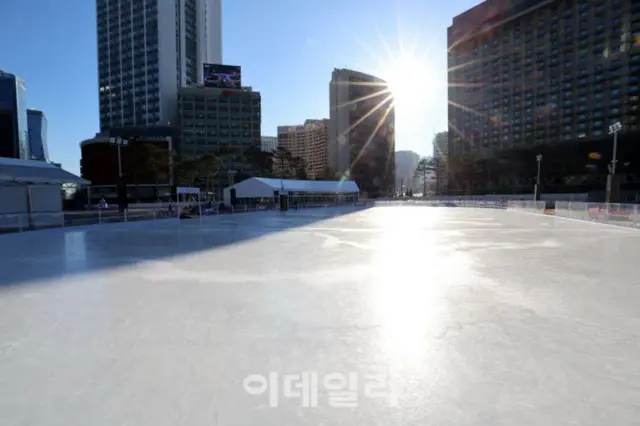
[606,121,622,204]
[228,169,237,187]
[109,137,129,215]
[535,154,542,201]
[109,137,128,178]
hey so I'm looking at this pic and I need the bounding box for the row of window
[180,117,260,127]
[182,124,257,133]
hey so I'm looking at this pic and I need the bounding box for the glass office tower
[0,70,29,159]
[27,109,49,161]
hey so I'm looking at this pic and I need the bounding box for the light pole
[109,137,128,215]
[166,136,174,187]
[535,154,542,201]
[228,169,237,187]
[109,137,128,178]
[606,121,622,204]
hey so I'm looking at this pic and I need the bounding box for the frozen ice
[1,205,639,425]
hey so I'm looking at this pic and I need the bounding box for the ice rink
[1,205,639,425]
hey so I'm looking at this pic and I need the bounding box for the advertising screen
[203,64,242,89]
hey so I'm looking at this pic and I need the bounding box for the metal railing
[0,198,366,234]
[554,202,640,228]
[506,200,547,214]
[373,199,507,208]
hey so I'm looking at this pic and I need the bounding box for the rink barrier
[554,202,640,229]
[372,199,506,208]
[0,199,367,233]
[506,200,546,214]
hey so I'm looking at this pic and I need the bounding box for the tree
[292,156,308,180]
[198,152,218,196]
[244,145,274,177]
[414,156,437,197]
[142,142,172,187]
[214,144,236,191]
[174,158,201,187]
[272,147,295,178]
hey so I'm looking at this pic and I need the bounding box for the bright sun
[383,56,440,110]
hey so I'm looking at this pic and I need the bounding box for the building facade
[96,0,223,131]
[448,0,640,197]
[0,70,28,159]
[260,136,278,152]
[178,86,261,177]
[80,125,176,189]
[395,150,420,193]
[432,131,448,193]
[328,68,395,198]
[277,119,329,179]
[27,109,49,161]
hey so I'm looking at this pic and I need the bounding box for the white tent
[0,158,88,230]
[223,178,359,205]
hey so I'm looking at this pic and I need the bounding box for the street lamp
[228,169,237,187]
[109,137,129,215]
[534,154,542,201]
[606,121,622,204]
[108,137,129,178]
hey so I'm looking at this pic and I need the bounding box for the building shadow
[0,204,373,288]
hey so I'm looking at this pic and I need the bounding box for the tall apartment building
[395,150,420,192]
[96,0,222,132]
[261,136,278,152]
[27,109,49,161]
[277,119,329,179]
[178,86,261,180]
[433,131,449,162]
[432,131,449,193]
[448,0,640,196]
[328,68,395,198]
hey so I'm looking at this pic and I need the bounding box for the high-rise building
[261,136,278,152]
[432,131,448,193]
[0,70,28,159]
[96,0,223,132]
[447,0,640,197]
[328,68,395,198]
[395,150,420,193]
[277,119,329,179]
[27,109,49,162]
[432,131,449,163]
[177,85,261,183]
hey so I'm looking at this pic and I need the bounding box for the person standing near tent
[99,197,108,210]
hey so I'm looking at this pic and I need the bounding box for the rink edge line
[509,209,640,233]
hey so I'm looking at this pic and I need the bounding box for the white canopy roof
[0,157,89,185]
[224,177,359,199]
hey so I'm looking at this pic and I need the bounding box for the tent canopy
[176,186,200,195]
[224,177,359,200]
[0,157,89,185]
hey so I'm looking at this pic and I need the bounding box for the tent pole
[27,184,34,230]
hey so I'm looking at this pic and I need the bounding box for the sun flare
[383,55,441,111]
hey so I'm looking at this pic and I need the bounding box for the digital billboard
[203,64,242,89]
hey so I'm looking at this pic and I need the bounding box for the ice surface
[1,205,639,425]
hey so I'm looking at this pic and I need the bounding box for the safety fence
[506,200,547,214]
[3,197,639,234]
[0,197,367,234]
[373,199,507,209]
[553,202,640,229]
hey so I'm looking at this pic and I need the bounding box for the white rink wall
[554,202,640,229]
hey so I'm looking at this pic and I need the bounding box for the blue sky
[1,0,479,174]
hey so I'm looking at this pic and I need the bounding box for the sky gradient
[1,0,480,174]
